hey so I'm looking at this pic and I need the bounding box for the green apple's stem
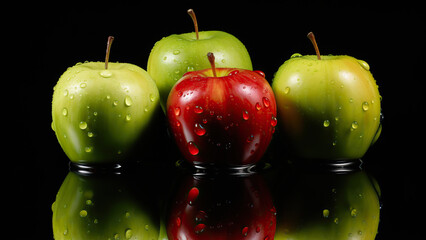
[207,52,217,77]
[307,32,321,60]
[187,9,199,40]
[105,36,114,69]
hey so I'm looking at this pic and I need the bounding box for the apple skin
[272,55,381,160]
[166,173,276,240]
[167,68,277,167]
[148,31,253,112]
[51,62,160,164]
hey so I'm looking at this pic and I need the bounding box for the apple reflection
[166,172,276,240]
[270,160,381,240]
[51,166,170,240]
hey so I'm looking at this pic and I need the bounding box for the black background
[13,0,424,238]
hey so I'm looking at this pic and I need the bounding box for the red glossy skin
[167,174,277,240]
[167,68,277,167]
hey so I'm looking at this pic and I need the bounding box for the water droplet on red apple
[175,120,181,127]
[271,116,278,127]
[254,70,265,78]
[247,134,254,143]
[228,70,239,76]
[188,141,199,155]
[242,110,249,120]
[262,97,270,108]
[176,217,181,227]
[255,102,261,111]
[194,106,203,114]
[174,107,181,116]
[187,187,199,204]
[194,223,206,234]
[242,226,249,236]
[194,123,206,136]
[177,91,183,97]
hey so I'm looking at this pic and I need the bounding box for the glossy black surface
[15,1,423,239]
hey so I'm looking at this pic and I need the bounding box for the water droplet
[256,226,261,233]
[113,100,118,106]
[228,70,240,76]
[175,120,181,127]
[79,210,87,217]
[323,120,330,127]
[247,134,254,143]
[242,226,249,237]
[176,217,182,227]
[262,97,270,107]
[334,218,339,224]
[86,199,92,205]
[173,50,180,55]
[62,108,68,116]
[323,209,329,218]
[79,121,87,130]
[349,98,354,103]
[350,208,357,217]
[100,70,112,78]
[255,102,261,111]
[194,223,206,234]
[174,107,181,116]
[284,87,290,94]
[63,89,69,96]
[242,110,249,120]
[188,187,199,204]
[351,121,359,130]
[254,70,265,77]
[69,94,74,100]
[80,82,87,88]
[149,94,155,102]
[85,146,93,153]
[124,96,132,107]
[291,53,302,58]
[194,106,203,114]
[271,116,278,127]
[187,66,195,72]
[114,233,119,239]
[357,60,370,71]
[125,228,133,239]
[362,101,369,111]
[125,114,131,121]
[188,141,199,155]
[194,123,206,136]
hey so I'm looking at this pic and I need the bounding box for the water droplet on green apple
[351,121,359,130]
[362,101,369,111]
[79,210,87,217]
[62,108,68,116]
[51,121,55,132]
[188,141,199,155]
[100,70,112,78]
[88,132,94,137]
[85,146,93,153]
[291,53,303,58]
[323,120,330,127]
[187,66,195,72]
[63,89,68,96]
[80,82,87,88]
[125,228,133,239]
[173,50,180,55]
[149,94,155,102]
[125,114,131,121]
[334,218,339,224]
[323,209,330,218]
[124,96,132,107]
[79,121,87,130]
[284,87,290,94]
[357,60,370,71]
[113,100,118,106]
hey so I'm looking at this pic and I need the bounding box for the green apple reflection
[52,170,162,240]
[271,161,381,240]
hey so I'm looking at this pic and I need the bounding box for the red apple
[166,173,276,240]
[167,53,277,167]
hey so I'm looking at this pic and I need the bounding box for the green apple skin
[52,62,160,164]
[52,171,159,240]
[147,31,253,112]
[272,55,381,160]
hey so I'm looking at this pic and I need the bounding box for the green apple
[147,9,253,112]
[52,171,160,240]
[272,32,381,160]
[52,36,160,164]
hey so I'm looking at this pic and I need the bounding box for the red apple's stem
[105,36,114,69]
[207,52,217,77]
[307,32,321,60]
[187,9,199,40]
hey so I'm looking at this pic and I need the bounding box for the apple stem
[207,52,217,77]
[307,32,321,60]
[105,36,114,69]
[187,9,199,40]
